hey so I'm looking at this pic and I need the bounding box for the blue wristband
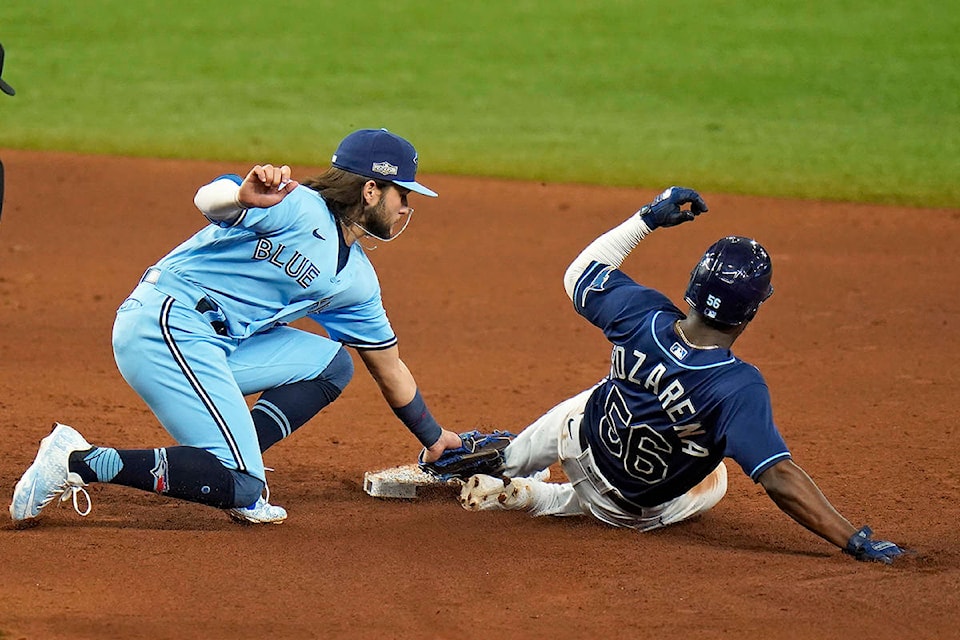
[393,389,443,447]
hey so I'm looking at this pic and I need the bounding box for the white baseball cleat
[459,474,506,511]
[459,474,536,512]
[9,423,93,526]
[226,486,287,524]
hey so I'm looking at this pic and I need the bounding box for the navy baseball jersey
[573,261,791,509]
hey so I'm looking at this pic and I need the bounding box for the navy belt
[577,422,647,516]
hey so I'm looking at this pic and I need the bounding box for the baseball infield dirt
[0,150,957,640]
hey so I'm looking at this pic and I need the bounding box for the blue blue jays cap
[331,128,437,197]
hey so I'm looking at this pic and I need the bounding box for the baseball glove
[418,430,516,481]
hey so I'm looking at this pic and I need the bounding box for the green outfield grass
[1,1,957,205]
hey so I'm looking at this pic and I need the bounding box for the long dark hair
[301,168,389,226]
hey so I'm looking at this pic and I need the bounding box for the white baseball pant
[501,385,727,531]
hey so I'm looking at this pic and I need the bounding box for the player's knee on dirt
[230,470,266,509]
[163,446,239,508]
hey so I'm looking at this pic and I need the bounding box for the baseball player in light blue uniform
[459,187,906,563]
[10,128,462,526]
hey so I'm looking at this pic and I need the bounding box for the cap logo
[372,161,398,176]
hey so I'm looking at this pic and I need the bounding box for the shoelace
[261,467,275,505]
[262,483,272,506]
[58,476,92,517]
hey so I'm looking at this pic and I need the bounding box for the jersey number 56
[599,386,672,485]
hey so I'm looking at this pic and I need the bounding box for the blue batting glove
[639,186,709,230]
[844,526,906,564]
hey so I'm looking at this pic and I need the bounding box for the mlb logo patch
[372,161,398,176]
[670,342,688,360]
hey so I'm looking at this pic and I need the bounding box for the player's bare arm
[358,346,417,406]
[757,459,857,548]
[358,346,461,462]
[757,458,904,562]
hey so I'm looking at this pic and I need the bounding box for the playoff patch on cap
[372,161,399,177]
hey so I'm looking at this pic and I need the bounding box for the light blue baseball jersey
[111,175,396,480]
[573,262,791,509]
[155,174,396,348]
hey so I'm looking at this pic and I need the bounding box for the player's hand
[420,428,465,464]
[639,186,708,230]
[843,526,907,564]
[237,164,299,209]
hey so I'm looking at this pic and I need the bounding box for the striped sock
[252,377,343,451]
[252,399,291,450]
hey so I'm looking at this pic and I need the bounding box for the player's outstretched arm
[357,346,461,462]
[562,186,708,300]
[758,459,906,564]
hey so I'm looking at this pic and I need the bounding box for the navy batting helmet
[684,236,773,326]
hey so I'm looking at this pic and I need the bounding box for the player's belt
[575,420,647,516]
